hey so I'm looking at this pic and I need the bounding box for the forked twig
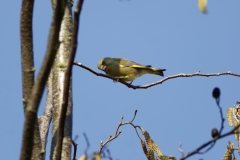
[178,142,185,157]
[71,139,78,160]
[179,88,238,159]
[99,110,141,153]
[83,133,90,155]
[180,124,240,160]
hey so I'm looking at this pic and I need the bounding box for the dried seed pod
[211,128,219,139]
[212,87,220,99]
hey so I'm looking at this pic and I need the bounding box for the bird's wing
[120,59,151,68]
[127,62,153,69]
[125,60,166,71]
[112,58,152,69]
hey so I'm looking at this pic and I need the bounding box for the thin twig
[197,97,225,154]
[100,146,113,160]
[178,142,185,157]
[83,133,90,155]
[99,110,140,153]
[130,110,138,122]
[214,95,224,135]
[105,148,113,160]
[73,62,240,89]
[71,139,78,160]
[73,135,79,142]
[180,124,240,160]
[216,99,225,134]
[198,142,216,154]
[99,131,122,153]
[181,92,227,158]
[55,0,84,159]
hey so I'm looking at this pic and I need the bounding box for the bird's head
[97,59,106,71]
[98,57,112,71]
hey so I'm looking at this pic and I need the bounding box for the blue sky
[0,0,240,159]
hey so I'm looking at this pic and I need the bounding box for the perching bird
[97,57,166,83]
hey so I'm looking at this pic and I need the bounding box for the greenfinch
[97,57,166,83]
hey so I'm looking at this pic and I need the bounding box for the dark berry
[211,128,219,138]
[212,87,220,99]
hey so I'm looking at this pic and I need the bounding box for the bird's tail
[150,68,166,76]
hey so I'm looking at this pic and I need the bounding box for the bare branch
[83,133,90,155]
[212,88,224,135]
[99,131,122,153]
[130,110,138,122]
[196,88,223,154]
[20,0,35,111]
[20,0,44,159]
[39,74,53,155]
[104,148,113,160]
[178,142,185,157]
[216,100,225,135]
[99,110,141,153]
[180,90,231,159]
[73,62,240,89]
[71,139,78,160]
[180,124,240,160]
[20,0,65,158]
[50,0,73,159]
[55,0,84,159]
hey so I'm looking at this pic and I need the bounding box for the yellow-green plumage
[97,57,166,82]
[198,0,208,13]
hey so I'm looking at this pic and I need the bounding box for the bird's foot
[128,81,133,85]
[113,78,119,83]
[112,76,127,83]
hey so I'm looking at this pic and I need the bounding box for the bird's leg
[113,78,119,83]
[112,76,128,83]
[129,81,133,85]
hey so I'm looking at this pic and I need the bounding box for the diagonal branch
[180,124,240,160]
[73,62,240,89]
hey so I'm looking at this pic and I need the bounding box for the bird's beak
[99,65,106,71]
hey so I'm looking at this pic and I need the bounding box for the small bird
[198,0,208,13]
[97,57,166,83]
